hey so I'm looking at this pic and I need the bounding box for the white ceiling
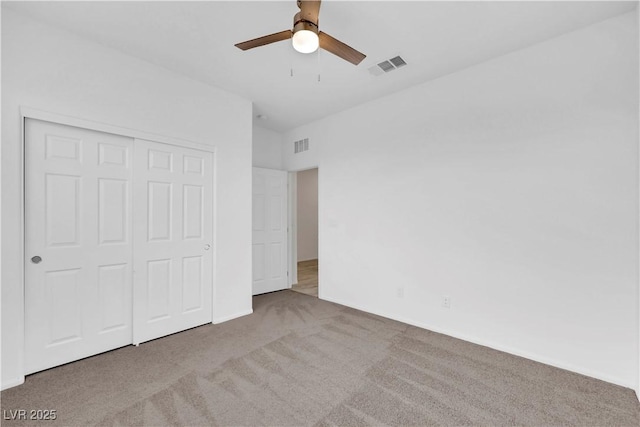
[5,1,637,132]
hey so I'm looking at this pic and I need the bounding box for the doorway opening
[291,168,318,297]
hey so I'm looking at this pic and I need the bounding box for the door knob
[31,256,42,264]
[204,244,211,251]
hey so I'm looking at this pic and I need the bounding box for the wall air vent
[368,55,408,76]
[294,138,309,154]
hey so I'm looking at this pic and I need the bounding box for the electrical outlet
[442,295,451,308]
[397,287,404,298]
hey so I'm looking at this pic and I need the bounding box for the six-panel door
[132,139,214,344]
[252,167,288,295]
[24,120,215,374]
[25,119,135,374]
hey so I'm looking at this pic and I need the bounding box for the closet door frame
[17,107,217,381]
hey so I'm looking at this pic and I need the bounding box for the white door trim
[287,167,320,297]
[287,172,298,286]
[17,107,219,384]
[20,107,216,153]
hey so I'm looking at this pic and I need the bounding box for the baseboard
[321,295,636,391]
[1,376,25,391]
[212,309,253,324]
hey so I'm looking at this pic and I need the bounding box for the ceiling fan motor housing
[293,12,318,35]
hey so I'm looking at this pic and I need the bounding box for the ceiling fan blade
[319,32,366,65]
[299,0,321,24]
[235,30,292,51]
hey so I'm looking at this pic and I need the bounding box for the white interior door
[252,167,288,295]
[25,119,134,374]
[133,139,214,344]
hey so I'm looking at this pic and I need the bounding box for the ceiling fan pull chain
[317,48,321,83]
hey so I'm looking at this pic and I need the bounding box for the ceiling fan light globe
[292,30,319,53]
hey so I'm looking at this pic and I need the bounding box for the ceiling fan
[234,0,366,66]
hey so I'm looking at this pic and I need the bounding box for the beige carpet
[2,290,639,426]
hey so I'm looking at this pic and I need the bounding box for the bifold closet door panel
[132,139,214,344]
[24,119,134,374]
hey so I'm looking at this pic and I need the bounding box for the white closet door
[133,139,214,344]
[252,167,288,295]
[25,119,134,374]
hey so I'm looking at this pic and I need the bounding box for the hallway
[291,259,318,297]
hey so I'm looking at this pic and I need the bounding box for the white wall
[253,125,283,169]
[284,11,639,390]
[283,124,320,172]
[1,9,253,389]
[297,168,318,261]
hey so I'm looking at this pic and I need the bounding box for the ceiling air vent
[294,138,309,154]
[377,60,395,73]
[368,55,408,76]
[389,56,407,68]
